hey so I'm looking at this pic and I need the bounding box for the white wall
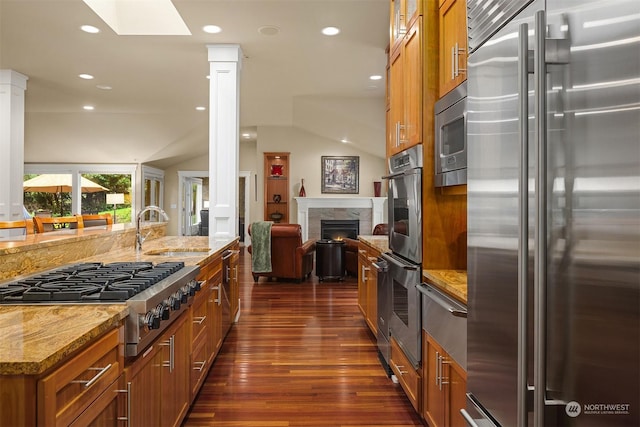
[160,125,386,235]
[256,125,387,223]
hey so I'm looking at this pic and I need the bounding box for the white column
[207,44,243,240]
[372,197,387,227]
[0,70,28,222]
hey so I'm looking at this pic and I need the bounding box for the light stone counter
[0,231,238,375]
[358,235,389,254]
[0,304,128,375]
[422,269,467,304]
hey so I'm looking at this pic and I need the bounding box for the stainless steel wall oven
[381,145,423,369]
[386,144,423,265]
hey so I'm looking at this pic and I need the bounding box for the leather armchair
[343,223,389,277]
[248,223,316,282]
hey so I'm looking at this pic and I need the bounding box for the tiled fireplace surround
[294,197,386,242]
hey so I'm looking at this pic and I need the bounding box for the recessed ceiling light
[80,24,100,34]
[203,25,222,34]
[321,26,340,36]
[96,84,112,90]
[78,73,94,80]
[196,106,206,111]
[369,75,383,80]
[258,25,280,36]
[83,105,95,111]
[341,138,349,143]
[242,133,251,138]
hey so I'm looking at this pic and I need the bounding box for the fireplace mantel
[294,197,386,241]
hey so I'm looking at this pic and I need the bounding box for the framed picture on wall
[321,156,359,194]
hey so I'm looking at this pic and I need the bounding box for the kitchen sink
[144,248,211,257]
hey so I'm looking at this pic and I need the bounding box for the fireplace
[321,219,359,240]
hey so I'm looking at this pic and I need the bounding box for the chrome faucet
[136,205,169,251]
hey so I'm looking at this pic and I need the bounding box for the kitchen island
[0,224,239,426]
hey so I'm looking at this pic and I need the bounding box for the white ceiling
[0,0,389,169]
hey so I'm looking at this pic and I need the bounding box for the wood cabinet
[422,331,467,427]
[390,336,421,413]
[390,0,422,52]
[357,242,378,334]
[264,152,290,224]
[125,311,190,427]
[438,0,467,97]
[388,15,423,157]
[37,327,124,427]
[229,243,240,321]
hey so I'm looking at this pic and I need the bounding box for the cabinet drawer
[390,337,421,412]
[190,332,209,400]
[191,283,210,343]
[38,328,123,427]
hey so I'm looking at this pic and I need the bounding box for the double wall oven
[380,144,423,369]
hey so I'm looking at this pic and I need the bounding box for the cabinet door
[126,347,162,427]
[230,246,240,321]
[208,266,224,360]
[388,47,404,156]
[357,247,369,317]
[439,0,467,97]
[424,334,446,427]
[448,361,467,427]
[366,255,378,334]
[68,375,124,427]
[160,313,189,427]
[403,16,423,147]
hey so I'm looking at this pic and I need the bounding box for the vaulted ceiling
[0,0,389,169]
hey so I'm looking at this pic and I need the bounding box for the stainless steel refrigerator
[465,0,640,426]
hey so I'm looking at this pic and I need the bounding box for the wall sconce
[106,193,125,223]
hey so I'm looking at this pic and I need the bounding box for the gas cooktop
[0,261,186,303]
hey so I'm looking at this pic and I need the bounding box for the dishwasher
[418,283,467,370]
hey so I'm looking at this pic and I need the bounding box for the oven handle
[380,252,420,271]
[424,284,467,318]
[382,168,421,180]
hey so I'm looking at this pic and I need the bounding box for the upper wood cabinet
[387,16,423,157]
[264,152,290,224]
[390,0,423,52]
[438,0,468,97]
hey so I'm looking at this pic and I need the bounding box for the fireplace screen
[320,219,359,240]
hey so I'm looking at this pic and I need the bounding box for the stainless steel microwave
[434,82,467,187]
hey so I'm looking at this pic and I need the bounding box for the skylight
[82,0,191,35]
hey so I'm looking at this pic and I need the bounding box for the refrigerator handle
[517,21,531,427]
[533,10,549,427]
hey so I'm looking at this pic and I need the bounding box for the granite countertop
[0,305,128,375]
[422,269,468,304]
[358,235,389,254]
[0,235,238,375]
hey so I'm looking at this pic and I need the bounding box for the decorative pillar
[207,44,243,240]
[0,70,28,223]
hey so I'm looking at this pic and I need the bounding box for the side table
[315,239,346,281]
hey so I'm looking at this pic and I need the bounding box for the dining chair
[33,215,84,233]
[81,213,113,227]
[0,219,35,235]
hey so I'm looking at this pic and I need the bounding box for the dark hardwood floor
[183,247,425,427]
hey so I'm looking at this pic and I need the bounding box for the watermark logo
[566,401,581,418]
[565,401,631,417]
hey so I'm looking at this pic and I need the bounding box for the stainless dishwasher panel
[419,283,467,369]
[375,255,391,373]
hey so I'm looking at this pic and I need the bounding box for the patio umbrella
[23,174,109,193]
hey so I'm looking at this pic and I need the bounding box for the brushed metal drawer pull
[193,315,207,324]
[71,363,112,388]
[392,361,408,375]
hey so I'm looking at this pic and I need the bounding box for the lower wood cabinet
[422,331,467,427]
[357,242,378,334]
[38,327,124,427]
[125,311,190,427]
[390,336,421,413]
